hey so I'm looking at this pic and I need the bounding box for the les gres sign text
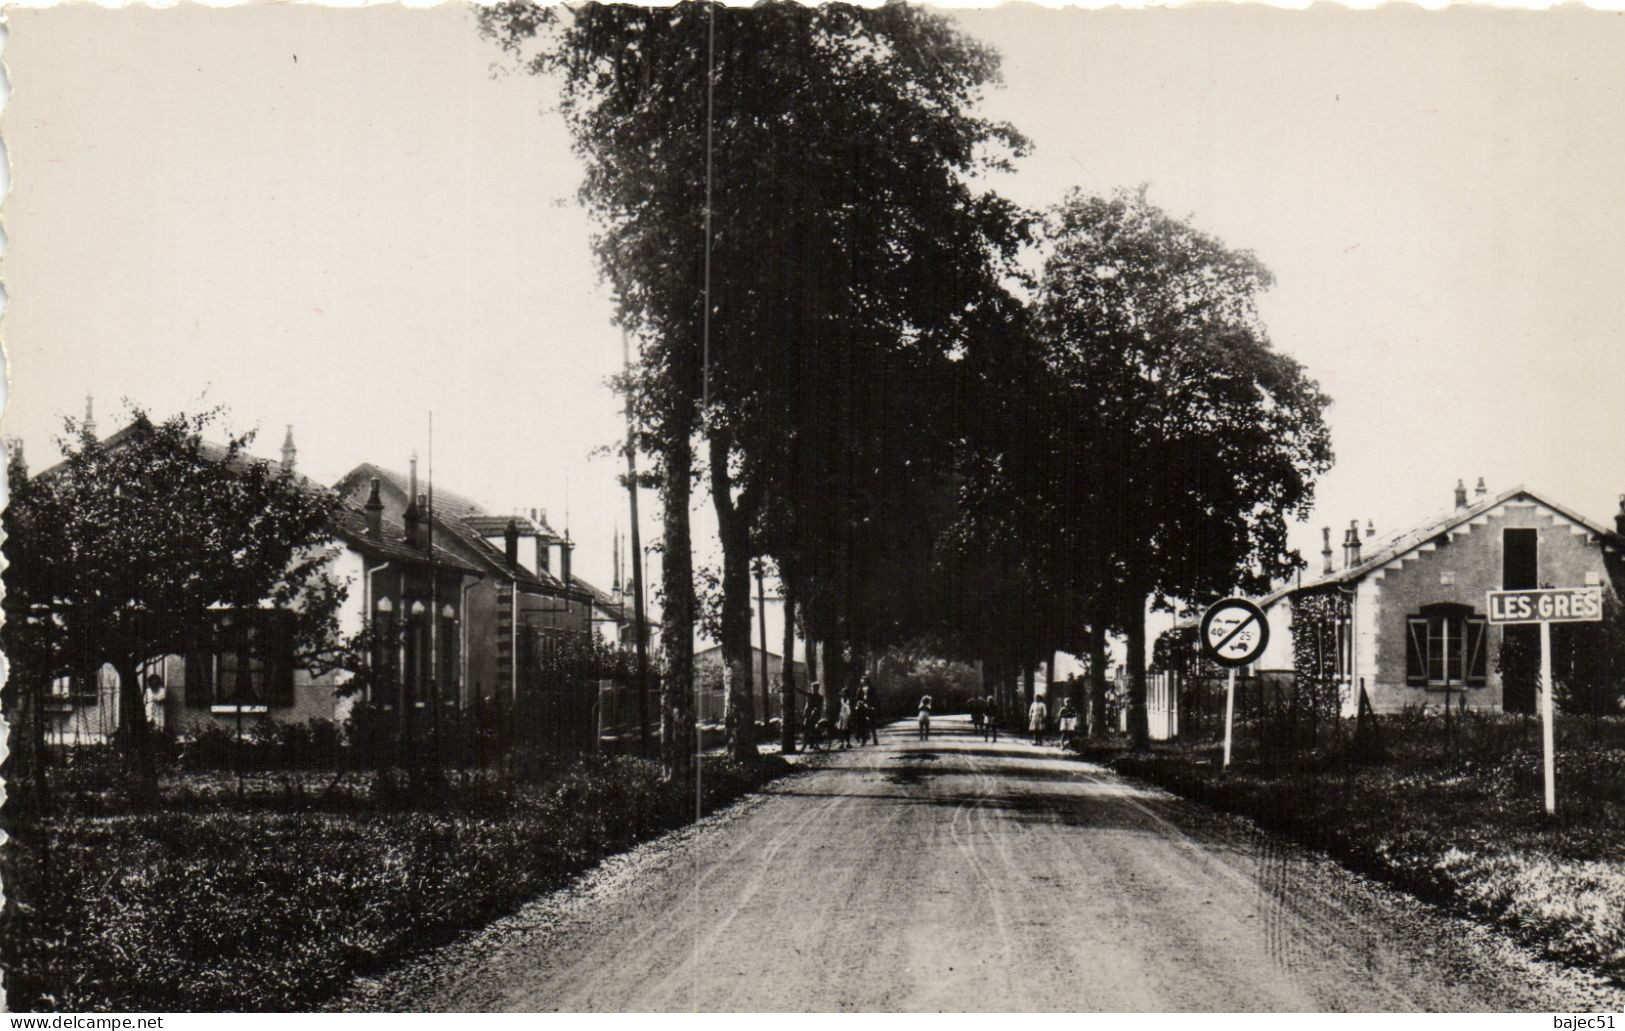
[1483,584,1602,816]
[1485,586,1603,625]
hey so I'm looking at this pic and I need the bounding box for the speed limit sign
[1200,597,1270,668]
[1200,596,1269,770]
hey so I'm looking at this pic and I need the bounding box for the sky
[6,4,1625,658]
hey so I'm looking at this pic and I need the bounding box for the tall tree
[3,409,348,801]
[481,1,1031,760]
[1035,188,1333,748]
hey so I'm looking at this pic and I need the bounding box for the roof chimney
[1321,526,1334,575]
[4,437,26,477]
[1365,519,1375,539]
[364,477,384,539]
[1454,478,1468,509]
[1343,520,1362,568]
[280,425,297,473]
[530,507,538,523]
[1616,494,1625,537]
[1475,476,1487,499]
[83,395,97,440]
[562,532,573,587]
[504,517,520,567]
[408,451,419,505]
[403,493,421,548]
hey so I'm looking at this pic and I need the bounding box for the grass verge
[3,753,790,1011]
[1075,726,1625,983]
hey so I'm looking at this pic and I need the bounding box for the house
[335,463,593,706]
[33,422,482,743]
[1249,480,1625,714]
[693,644,809,724]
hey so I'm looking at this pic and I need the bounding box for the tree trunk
[659,432,697,780]
[1088,612,1109,740]
[806,636,819,689]
[1125,594,1150,751]
[115,660,159,806]
[780,583,798,753]
[1023,663,1036,711]
[708,433,758,761]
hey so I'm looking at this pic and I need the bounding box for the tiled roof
[36,423,482,577]
[574,574,631,621]
[36,422,317,488]
[462,513,564,541]
[1263,485,1616,606]
[336,462,579,596]
[330,507,483,575]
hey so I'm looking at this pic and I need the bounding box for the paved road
[340,716,1625,1012]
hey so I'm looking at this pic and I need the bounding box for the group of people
[800,679,1084,750]
[963,693,1081,746]
[800,677,880,751]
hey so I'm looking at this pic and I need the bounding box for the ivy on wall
[1290,590,1349,727]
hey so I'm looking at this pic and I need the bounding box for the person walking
[837,689,854,749]
[803,682,825,751]
[967,693,984,737]
[852,695,873,747]
[1028,694,1049,746]
[917,694,932,741]
[1058,697,1079,744]
[861,679,880,744]
[983,694,999,742]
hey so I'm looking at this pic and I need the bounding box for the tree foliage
[1034,188,1334,746]
[2,408,348,799]
[480,0,1033,757]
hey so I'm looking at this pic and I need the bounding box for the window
[200,609,295,706]
[1406,604,1487,688]
[371,607,398,708]
[1504,528,1538,590]
[439,610,460,694]
[52,670,102,705]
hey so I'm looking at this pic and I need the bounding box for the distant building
[335,463,592,707]
[693,645,808,725]
[36,426,482,742]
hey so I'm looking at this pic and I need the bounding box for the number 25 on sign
[1485,586,1604,814]
[1200,597,1269,772]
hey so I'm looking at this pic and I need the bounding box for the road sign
[1200,597,1270,668]
[1200,596,1269,772]
[1484,584,1604,815]
[1485,586,1603,625]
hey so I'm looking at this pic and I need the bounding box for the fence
[1114,668,1299,742]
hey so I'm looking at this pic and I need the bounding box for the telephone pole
[623,331,653,757]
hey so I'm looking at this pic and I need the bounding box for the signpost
[1200,597,1270,771]
[1486,586,1603,814]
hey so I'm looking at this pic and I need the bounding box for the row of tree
[478,0,1333,769]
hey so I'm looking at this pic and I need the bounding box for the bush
[1087,728,1625,982]
[3,753,791,1011]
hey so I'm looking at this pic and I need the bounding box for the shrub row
[3,753,789,1012]
[1078,735,1625,983]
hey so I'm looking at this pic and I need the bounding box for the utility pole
[755,559,770,734]
[622,330,653,757]
[428,411,440,772]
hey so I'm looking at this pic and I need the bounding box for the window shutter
[185,626,213,707]
[268,611,295,707]
[1466,617,1488,686]
[1405,617,1428,685]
